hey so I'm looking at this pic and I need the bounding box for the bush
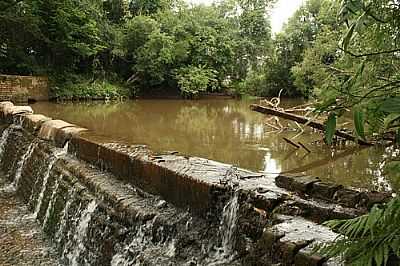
[51,74,131,99]
[175,65,218,98]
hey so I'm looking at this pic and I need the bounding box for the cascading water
[42,174,60,229]
[12,141,37,189]
[110,214,180,266]
[66,200,98,266]
[110,217,159,266]
[206,191,240,265]
[0,125,13,161]
[31,144,68,219]
[220,192,240,254]
[56,188,77,248]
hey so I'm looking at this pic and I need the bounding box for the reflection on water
[32,99,399,191]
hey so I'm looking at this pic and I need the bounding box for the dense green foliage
[0,0,274,98]
[251,0,335,97]
[318,197,400,266]
[308,1,400,265]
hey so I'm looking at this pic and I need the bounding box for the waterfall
[0,125,13,161]
[110,216,160,266]
[66,200,98,266]
[56,188,77,247]
[32,145,68,218]
[12,141,37,189]
[220,192,240,254]
[206,192,240,265]
[42,174,61,229]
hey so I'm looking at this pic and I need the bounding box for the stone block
[69,134,102,164]
[9,106,33,115]
[0,101,13,112]
[38,119,86,147]
[258,228,284,251]
[294,246,325,266]
[273,216,337,244]
[311,182,343,201]
[333,188,362,208]
[54,126,87,147]
[0,101,14,122]
[21,114,52,133]
[38,120,74,140]
[274,198,362,223]
[278,240,309,265]
[1,105,33,122]
[276,174,321,194]
[256,215,338,265]
[359,191,392,209]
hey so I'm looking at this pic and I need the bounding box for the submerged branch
[250,104,372,145]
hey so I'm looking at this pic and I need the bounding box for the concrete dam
[0,101,392,265]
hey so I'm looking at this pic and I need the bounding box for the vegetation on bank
[52,75,131,100]
[0,0,349,99]
[2,0,400,264]
[0,0,273,98]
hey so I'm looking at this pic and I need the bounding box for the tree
[0,0,44,74]
[128,0,172,16]
[311,1,400,265]
[103,0,128,24]
[240,0,332,97]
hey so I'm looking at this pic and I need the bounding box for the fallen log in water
[250,104,372,146]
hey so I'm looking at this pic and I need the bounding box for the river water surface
[32,99,400,191]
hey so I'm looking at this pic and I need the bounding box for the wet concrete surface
[0,175,59,266]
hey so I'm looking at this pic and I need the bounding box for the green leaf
[341,23,356,50]
[383,114,400,129]
[379,97,400,113]
[354,109,366,141]
[325,113,336,145]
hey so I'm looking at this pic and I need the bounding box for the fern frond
[317,197,400,266]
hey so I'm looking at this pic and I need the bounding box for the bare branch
[339,47,400,58]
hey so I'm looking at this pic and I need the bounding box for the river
[32,99,399,191]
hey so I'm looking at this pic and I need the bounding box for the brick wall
[0,75,49,102]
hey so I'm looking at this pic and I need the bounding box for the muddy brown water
[32,99,400,191]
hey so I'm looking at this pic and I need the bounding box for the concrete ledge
[38,119,87,147]
[20,114,52,133]
[2,105,33,122]
[69,134,230,217]
[254,215,341,266]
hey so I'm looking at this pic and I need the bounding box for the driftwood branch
[283,137,300,149]
[298,142,311,153]
[250,104,372,146]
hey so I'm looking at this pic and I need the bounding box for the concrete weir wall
[0,75,49,102]
[0,101,393,265]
